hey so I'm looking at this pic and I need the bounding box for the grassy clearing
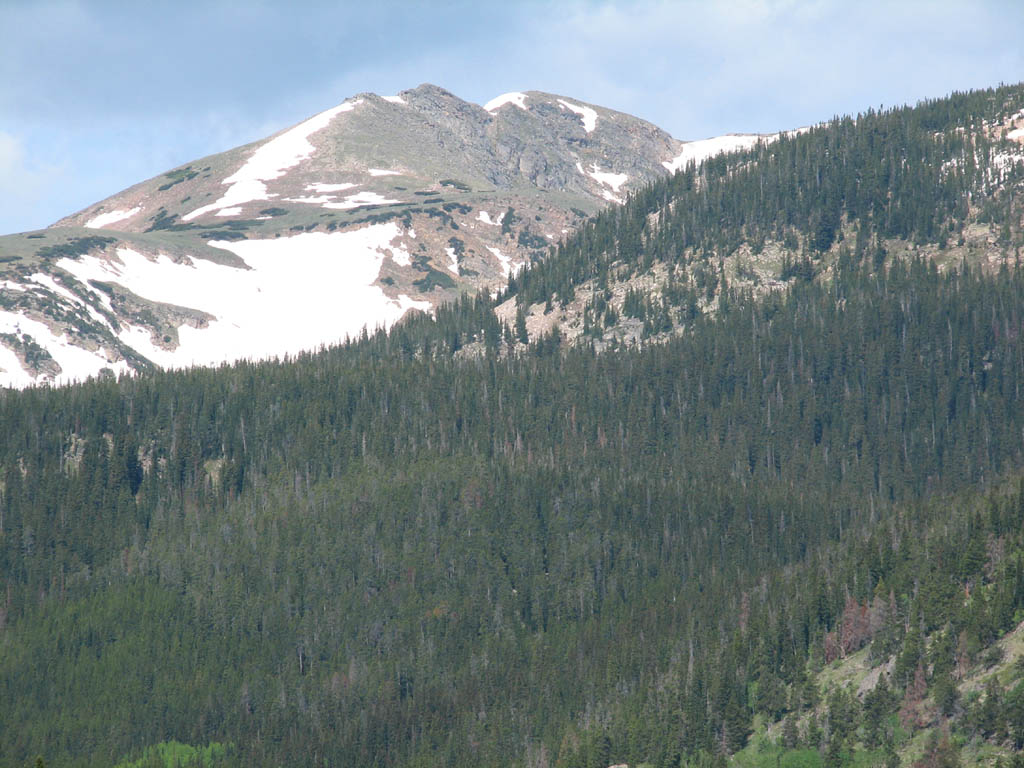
[113,741,230,768]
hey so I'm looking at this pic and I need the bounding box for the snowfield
[183,99,363,221]
[47,224,430,373]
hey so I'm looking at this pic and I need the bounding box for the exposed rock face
[0,84,746,388]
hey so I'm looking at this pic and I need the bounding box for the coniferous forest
[3,84,1024,768]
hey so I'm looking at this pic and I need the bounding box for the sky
[2,0,1023,235]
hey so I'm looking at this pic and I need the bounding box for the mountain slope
[0,85,769,388]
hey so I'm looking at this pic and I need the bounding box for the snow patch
[216,207,242,217]
[587,164,627,191]
[390,245,411,267]
[445,247,460,275]
[307,182,357,193]
[287,190,398,209]
[557,99,597,133]
[576,162,626,202]
[476,210,503,226]
[85,206,141,229]
[368,168,401,177]
[662,134,767,173]
[487,246,521,279]
[484,92,528,112]
[183,99,362,221]
[285,195,337,205]
[1008,127,1024,142]
[383,95,406,104]
[55,225,430,370]
[323,191,400,209]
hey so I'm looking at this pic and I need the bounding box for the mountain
[0,84,768,388]
[3,82,1024,768]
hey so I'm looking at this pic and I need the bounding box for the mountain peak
[0,83,788,388]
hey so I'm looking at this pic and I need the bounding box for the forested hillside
[3,84,1024,768]
[500,84,1024,347]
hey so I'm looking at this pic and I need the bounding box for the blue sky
[2,0,1023,235]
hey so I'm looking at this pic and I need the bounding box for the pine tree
[515,304,529,344]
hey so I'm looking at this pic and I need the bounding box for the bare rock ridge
[0,84,767,388]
